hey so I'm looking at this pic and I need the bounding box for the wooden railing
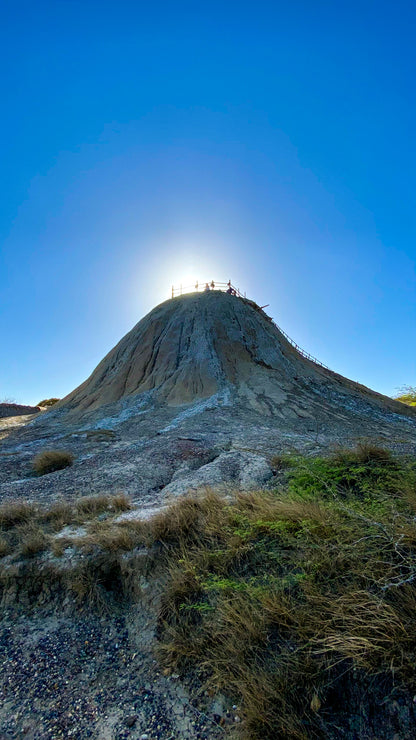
[171,281,246,298]
[170,281,331,372]
[271,320,330,370]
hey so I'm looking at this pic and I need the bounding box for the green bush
[394,385,416,407]
[32,450,74,475]
[36,398,60,407]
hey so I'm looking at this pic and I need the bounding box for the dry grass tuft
[75,493,131,517]
[17,524,51,556]
[40,501,74,531]
[0,494,133,564]
[332,441,393,465]
[269,453,295,471]
[0,500,36,529]
[33,450,74,475]
[66,565,111,612]
[79,519,146,553]
[0,536,10,557]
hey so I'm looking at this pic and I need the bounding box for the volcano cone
[58,291,415,427]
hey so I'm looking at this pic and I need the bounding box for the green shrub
[394,385,416,407]
[32,450,74,475]
[36,398,60,407]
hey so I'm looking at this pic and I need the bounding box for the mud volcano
[59,290,415,424]
[1,290,415,504]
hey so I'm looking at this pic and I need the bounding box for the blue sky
[1,0,415,405]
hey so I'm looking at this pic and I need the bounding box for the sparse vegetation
[395,385,416,407]
[32,449,74,475]
[1,447,416,738]
[75,493,130,517]
[0,494,132,559]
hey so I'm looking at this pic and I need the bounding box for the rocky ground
[0,393,415,508]
[0,600,229,740]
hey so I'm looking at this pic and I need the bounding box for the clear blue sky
[1,0,415,405]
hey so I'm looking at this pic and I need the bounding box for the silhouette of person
[204,283,210,291]
[210,280,215,290]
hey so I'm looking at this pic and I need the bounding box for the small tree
[394,386,416,406]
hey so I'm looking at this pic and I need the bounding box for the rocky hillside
[0,403,40,418]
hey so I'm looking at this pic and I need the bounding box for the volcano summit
[1,290,415,505]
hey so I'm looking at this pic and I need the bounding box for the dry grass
[75,493,131,517]
[0,493,133,562]
[0,500,36,529]
[331,441,394,465]
[40,501,75,531]
[1,446,416,738]
[0,536,10,557]
[66,565,112,612]
[151,448,416,738]
[33,450,74,475]
[269,452,295,471]
[79,519,146,553]
[75,494,115,517]
[17,524,50,557]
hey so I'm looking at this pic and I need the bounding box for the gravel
[0,607,226,740]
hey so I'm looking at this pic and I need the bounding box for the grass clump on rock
[32,450,74,475]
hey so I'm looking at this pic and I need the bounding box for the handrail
[171,281,246,298]
[271,320,330,371]
[170,281,331,372]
